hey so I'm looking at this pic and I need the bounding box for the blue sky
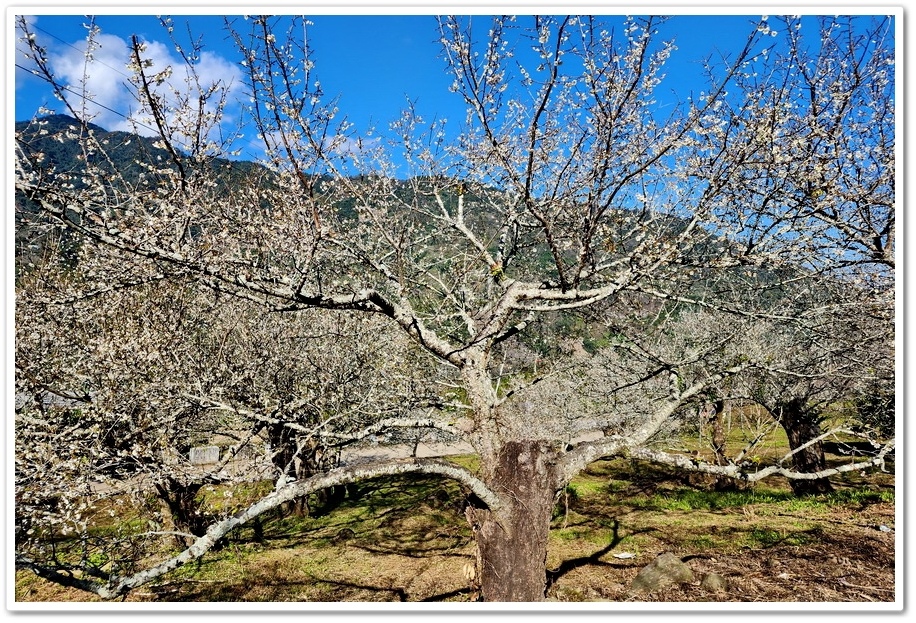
[15,15,466,127]
[12,11,886,168]
[14,13,760,131]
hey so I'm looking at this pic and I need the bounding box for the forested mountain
[14,115,265,268]
[15,114,726,267]
[14,113,813,352]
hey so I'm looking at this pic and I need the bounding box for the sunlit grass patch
[16,451,895,603]
[627,487,795,512]
[823,488,894,505]
[746,526,818,548]
[565,479,608,499]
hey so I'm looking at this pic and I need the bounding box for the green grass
[747,527,818,548]
[16,453,895,603]
[629,487,796,512]
[565,480,608,499]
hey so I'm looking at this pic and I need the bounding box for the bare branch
[18,457,501,600]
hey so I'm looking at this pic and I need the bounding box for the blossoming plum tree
[14,14,895,601]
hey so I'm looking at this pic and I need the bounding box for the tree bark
[706,399,746,491]
[777,398,834,495]
[709,399,727,465]
[153,477,208,547]
[466,440,559,601]
[266,422,345,516]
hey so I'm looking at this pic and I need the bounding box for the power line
[15,18,158,132]
[15,19,146,130]
[15,61,158,135]
[31,22,135,83]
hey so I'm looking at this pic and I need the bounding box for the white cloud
[48,32,133,128]
[30,23,243,152]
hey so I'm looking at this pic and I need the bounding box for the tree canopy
[13,13,895,602]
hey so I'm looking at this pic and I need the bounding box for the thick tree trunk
[266,423,345,516]
[706,399,746,491]
[778,398,834,495]
[466,440,558,601]
[153,477,208,547]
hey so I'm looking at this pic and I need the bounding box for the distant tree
[16,268,233,570]
[706,289,894,496]
[14,14,894,601]
[15,240,434,563]
[854,382,895,439]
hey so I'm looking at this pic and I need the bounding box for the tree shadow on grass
[153,575,406,602]
[243,474,469,551]
[300,574,475,602]
[302,576,410,602]
[546,519,653,591]
[420,587,476,602]
[351,537,470,559]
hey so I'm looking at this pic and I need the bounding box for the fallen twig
[836,578,895,594]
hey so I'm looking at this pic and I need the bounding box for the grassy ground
[15,446,896,604]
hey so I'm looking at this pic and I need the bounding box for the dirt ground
[547,506,897,603]
[14,498,896,606]
[13,452,897,606]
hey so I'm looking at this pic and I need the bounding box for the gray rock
[701,572,728,593]
[628,552,695,595]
